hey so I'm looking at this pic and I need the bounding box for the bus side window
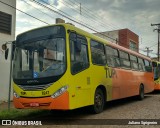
[105,46,113,66]
[144,59,152,72]
[113,49,120,67]
[138,58,145,71]
[90,40,106,65]
[119,51,131,69]
[130,54,139,70]
[70,33,89,74]
[105,46,120,67]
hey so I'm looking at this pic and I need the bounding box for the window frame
[144,59,152,72]
[90,39,106,66]
[138,57,145,71]
[130,54,139,70]
[119,50,131,69]
[105,45,120,68]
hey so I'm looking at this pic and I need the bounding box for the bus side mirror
[2,44,9,60]
[2,44,7,50]
[152,62,157,67]
[74,40,81,53]
[1,41,15,60]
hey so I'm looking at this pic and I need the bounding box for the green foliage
[0,109,44,120]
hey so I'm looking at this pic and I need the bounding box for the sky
[16,0,160,57]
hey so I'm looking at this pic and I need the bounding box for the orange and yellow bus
[12,23,154,113]
[152,61,160,90]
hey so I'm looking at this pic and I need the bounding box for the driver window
[70,33,89,74]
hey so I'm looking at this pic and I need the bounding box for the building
[0,0,16,103]
[94,28,139,52]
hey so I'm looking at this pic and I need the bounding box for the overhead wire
[0,0,50,25]
[30,0,145,50]
[37,0,144,51]
[0,0,117,43]
[56,0,116,32]
[55,0,107,31]
[66,0,121,30]
[68,0,158,50]
[0,0,155,55]
[63,0,156,54]
[29,0,119,42]
[22,0,57,21]
[62,0,119,30]
[31,0,104,33]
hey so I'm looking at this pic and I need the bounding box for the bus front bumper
[13,91,69,110]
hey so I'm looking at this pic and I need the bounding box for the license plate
[30,102,39,107]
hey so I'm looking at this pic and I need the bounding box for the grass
[0,109,47,120]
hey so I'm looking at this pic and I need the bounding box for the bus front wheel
[91,88,105,114]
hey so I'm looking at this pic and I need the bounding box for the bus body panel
[112,68,138,100]
[67,68,92,109]
[143,72,154,93]
[112,69,154,100]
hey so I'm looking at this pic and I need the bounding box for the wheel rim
[95,92,103,111]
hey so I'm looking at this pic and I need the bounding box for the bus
[152,61,160,90]
[9,23,154,113]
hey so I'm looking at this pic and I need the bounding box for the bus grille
[17,83,52,91]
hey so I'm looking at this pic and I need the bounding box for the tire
[91,88,105,114]
[138,85,144,100]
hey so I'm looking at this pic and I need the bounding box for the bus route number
[42,91,49,95]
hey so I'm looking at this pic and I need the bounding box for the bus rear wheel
[91,88,105,114]
[138,85,144,100]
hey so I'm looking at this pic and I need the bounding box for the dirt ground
[0,91,160,128]
[0,101,14,110]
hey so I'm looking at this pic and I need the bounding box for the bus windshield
[13,26,66,85]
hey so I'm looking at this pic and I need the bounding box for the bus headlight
[51,85,68,98]
[14,91,20,98]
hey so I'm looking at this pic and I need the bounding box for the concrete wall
[0,0,16,103]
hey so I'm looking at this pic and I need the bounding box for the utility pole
[151,23,160,61]
[1,41,14,110]
[143,47,153,57]
[80,3,81,15]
